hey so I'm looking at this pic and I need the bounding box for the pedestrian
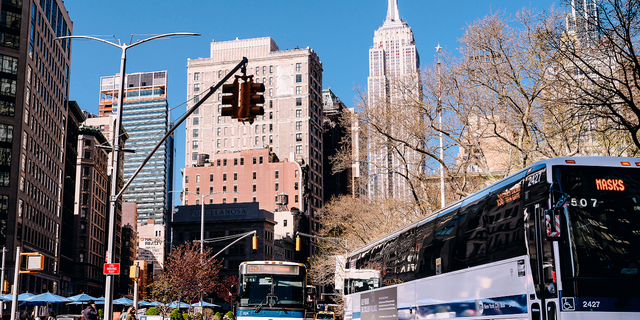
[83,301,98,320]
[125,307,135,320]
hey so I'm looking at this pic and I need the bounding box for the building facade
[99,71,173,225]
[185,37,324,229]
[72,125,110,296]
[0,0,73,294]
[322,89,351,201]
[60,101,85,294]
[366,0,422,199]
[137,219,165,276]
[182,147,302,212]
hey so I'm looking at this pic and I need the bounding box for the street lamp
[55,32,199,320]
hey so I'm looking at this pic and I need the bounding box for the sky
[62,0,560,203]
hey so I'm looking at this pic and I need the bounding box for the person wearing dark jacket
[83,301,98,320]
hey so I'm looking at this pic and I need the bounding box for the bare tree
[545,0,640,154]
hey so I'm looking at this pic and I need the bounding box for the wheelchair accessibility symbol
[562,297,575,311]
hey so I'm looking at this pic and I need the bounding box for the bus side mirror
[545,208,562,239]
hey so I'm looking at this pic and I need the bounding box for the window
[194,83,200,92]
[234,172,238,181]
[269,88,273,97]
[240,157,244,165]
[209,173,214,182]
[296,86,302,94]
[269,77,273,85]
[263,66,266,74]
[185,176,189,183]
[284,220,288,227]
[217,139,221,147]
[275,183,279,191]
[296,109,302,118]
[295,195,299,203]
[192,129,199,138]
[296,63,302,71]
[296,74,302,82]
[262,124,266,133]
[222,198,226,204]
[196,187,200,194]
[296,98,302,106]
[295,182,299,190]
[210,186,213,194]
[253,172,257,180]
[253,184,256,192]
[269,112,273,119]
[196,175,200,183]
[295,169,299,177]
[275,171,279,179]
[234,158,238,166]
[296,145,302,154]
[223,186,227,192]
[269,65,273,73]
[253,197,257,202]
[233,185,237,192]
[296,133,302,142]
[253,156,257,165]
[296,121,302,130]
[193,117,199,125]
[233,198,238,203]
[194,72,200,80]
[218,70,222,78]
[223,159,227,166]
[255,125,259,134]
[259,156,263,164]
[192,140,198,149]
[0,55,18,74]
[223,173,227,181]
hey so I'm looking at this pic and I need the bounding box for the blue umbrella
[1,293,36,301]
[138,301,156,307]
[190,302,219,307]
[168,301,190,309]
[67,293,98,302]
[113,297,134,306]
[23,292,70,303]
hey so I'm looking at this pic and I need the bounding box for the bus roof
[347,156,640,258]
[240,261,305,267]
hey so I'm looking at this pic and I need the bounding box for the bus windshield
[239,274,305,307]
[555,166,640,285]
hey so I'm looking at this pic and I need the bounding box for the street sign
[104,263,120,275]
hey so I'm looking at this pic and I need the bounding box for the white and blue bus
[237,261,309,320]
[343,157,640,320]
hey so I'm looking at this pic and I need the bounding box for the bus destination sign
[246,264,299,275]
[595,178,625,191]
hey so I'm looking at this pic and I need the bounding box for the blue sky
[63,0,559,201]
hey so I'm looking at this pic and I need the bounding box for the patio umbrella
[112,297,134,306]
[137,301,155,307]
[23,292,70,303]
[190,302,219,307]
[168,301,190,309]
[1,293,36,301]
[66,293,98,303]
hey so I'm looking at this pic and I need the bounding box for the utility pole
[436,44,445,208]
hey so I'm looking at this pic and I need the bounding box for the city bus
[237,261,309,320]
[343,157,640,320]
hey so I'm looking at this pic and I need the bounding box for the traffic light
[247,79,265,120]
[3,280,8,293]
[129,265,140,279]
[295,236,301,252]
[221,79,240,118]
[252,235,258,251]
[237,77,265,124]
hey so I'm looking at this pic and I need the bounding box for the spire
[386,0,400,22]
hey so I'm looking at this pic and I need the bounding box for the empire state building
[366,0,421,199]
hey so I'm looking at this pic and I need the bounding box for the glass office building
[99,71,174,224]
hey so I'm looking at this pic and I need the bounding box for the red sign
[104,263,120,275]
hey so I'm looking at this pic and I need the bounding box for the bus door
[525,201,559,320]
[524,167,558,320]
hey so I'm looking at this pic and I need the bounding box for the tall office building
[186,37,324,222]
[99,71,174,225]
[0,0,72,293]
[367,0,421,199]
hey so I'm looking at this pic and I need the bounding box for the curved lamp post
[55,32,199,320]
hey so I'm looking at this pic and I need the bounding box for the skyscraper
[367,0,421,199]
[98,71,174,225]
[186,37,324,222]
[0,0,72,293]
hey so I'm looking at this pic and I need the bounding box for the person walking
[125,307,135,320]
[83,301,98,320]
